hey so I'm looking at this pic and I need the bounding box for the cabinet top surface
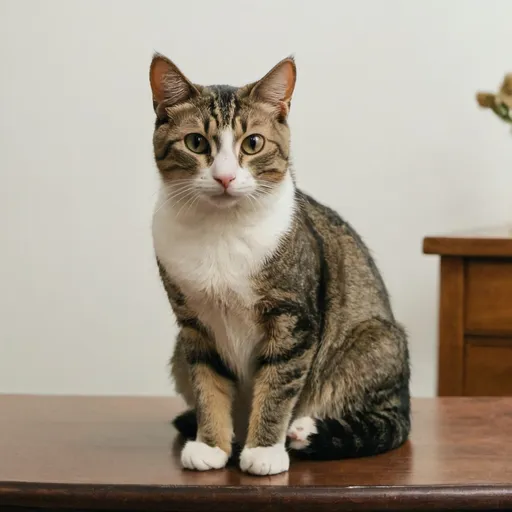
[424,224,512,256]
[0,395,512,510]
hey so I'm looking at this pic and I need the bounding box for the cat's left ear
[250,57,296,118]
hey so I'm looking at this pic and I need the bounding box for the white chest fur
[152,174,295,381]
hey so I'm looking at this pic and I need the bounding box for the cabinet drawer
[464,339,512,396]
[465,259,512,334]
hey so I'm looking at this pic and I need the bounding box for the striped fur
[150,54,410,475]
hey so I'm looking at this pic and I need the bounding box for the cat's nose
[214,175,235,189]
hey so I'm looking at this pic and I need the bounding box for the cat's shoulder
[294,189,373,254]
[295,189,346,229]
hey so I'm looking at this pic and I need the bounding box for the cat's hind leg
[287,416,318,450]
[289,318,410,460]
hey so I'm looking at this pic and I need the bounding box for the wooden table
[1,396,512,511]
[424,225,512,396]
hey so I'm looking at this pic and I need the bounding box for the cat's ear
[150,53,199,111]
[250,57,296,117]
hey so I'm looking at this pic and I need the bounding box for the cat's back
[297,190,393,320]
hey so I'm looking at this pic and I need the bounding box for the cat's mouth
[205,191,241,209]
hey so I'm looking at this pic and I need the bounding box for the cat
[150,53,410,475]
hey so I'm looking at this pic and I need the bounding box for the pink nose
[214,175,235,189]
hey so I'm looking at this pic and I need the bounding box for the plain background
[1,0,511,397]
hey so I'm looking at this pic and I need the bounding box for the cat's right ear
[149,54,199,113]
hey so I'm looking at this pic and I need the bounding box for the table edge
[2,482,512,511]
[423,236,512,257]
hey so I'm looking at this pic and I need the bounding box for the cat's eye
[241,134,265,155]
[184,133,210,154]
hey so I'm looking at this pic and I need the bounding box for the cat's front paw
[181,440,229,471]
[239,444,289,475]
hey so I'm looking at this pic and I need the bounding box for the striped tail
[172,409,197,440]
[288,407,410,460]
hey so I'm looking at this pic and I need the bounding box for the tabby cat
[150,53,410,475]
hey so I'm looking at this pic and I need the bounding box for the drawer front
[464,339,512,396]
[465,259,512,335]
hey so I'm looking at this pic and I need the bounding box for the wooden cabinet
[465,260,512,334]
[424,226,512,396]
[465,340,512,395]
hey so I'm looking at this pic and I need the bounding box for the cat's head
[150,53,296,211]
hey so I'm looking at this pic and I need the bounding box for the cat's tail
[287,407,410,460]
[172,409,198,439]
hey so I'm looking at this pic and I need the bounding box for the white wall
[1,0,511,397]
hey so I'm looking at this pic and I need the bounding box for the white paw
[287,416,317,450]
[239,444,290,475]
[180,440,229,471]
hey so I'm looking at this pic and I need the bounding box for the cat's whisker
[159,180,196,195]
[255,187,275,196]
[165,178,195,184]
[183,193,201,218]
[153,195,174,217]
[166,186,197,198]
[249,193,266,212]
[165,181,197,190]
[246,193,258,213]
[153,187,198,216]
[172,189,197,209]
[175,191,200,219]
[164,186,198,202]
[165,181,196,189]
[253,190,272,202]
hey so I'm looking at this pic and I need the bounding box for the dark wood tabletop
[1,395,511,511]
